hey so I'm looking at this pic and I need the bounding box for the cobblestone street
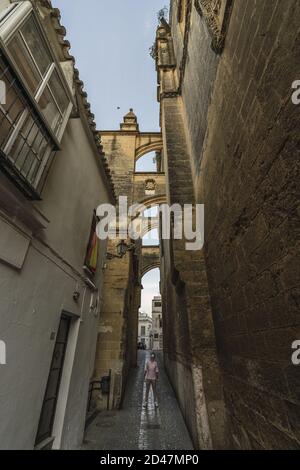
[82,351,194,450]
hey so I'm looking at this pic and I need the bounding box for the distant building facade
[138,312,153,350]
[151,296,163,350]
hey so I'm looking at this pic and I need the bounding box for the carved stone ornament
[145,179,156,195]
[194,0,233,53]
[145,179,156,191]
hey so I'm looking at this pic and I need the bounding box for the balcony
[0,52,55,199]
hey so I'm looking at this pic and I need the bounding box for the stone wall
[168,0,300,450]
[141,246,160,275]
[171,0,220,177]
[156,18,226,449]
[93,128,138,410]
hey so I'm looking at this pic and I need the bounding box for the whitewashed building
[0,0,115,449]
[151,296,163,350]
[138,311,152,350]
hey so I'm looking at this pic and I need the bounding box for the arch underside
[134,195,167,213]
[141,261,161,278]
[135,140,163,162]
[141,245,160,278]
[140,217,159,237]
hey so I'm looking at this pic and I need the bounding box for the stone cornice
[161,91,181,100]
[100,130,139,135]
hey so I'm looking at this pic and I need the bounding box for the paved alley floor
[82,351,194,450]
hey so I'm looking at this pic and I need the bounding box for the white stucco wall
[38,117,111,270]
[138,315,152,350]
[0,114,112,449]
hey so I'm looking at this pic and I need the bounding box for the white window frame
[0,1,75,195]
[0,1,74,147]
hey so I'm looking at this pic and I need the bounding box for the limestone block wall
[170,0,220,177]
[91,235,139,411]
[160,95,226,449]
[141,246,160,276]
[169,0,300,450]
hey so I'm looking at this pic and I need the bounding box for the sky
[53,1,165,314]
[135,151,157,172]
[141,268,161,315]
[53,0,166,131]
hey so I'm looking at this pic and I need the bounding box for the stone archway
[135,139,163,162]
[93,111,166,411]
[141,246,160,278]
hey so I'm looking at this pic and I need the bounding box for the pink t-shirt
[145,360,159,380]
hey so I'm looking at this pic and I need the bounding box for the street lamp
[107,240,135,260]
[117,239,129,258]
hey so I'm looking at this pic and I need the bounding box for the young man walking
[143,352,159,408]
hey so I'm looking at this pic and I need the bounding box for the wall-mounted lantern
[73,290,80,303]
[107,240,135,260]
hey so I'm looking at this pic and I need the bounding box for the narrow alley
[82,351,193,451]
[0,0,299,454]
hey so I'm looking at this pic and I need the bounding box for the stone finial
[121,108,139,132]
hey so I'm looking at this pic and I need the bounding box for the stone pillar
[93,238,132,410]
